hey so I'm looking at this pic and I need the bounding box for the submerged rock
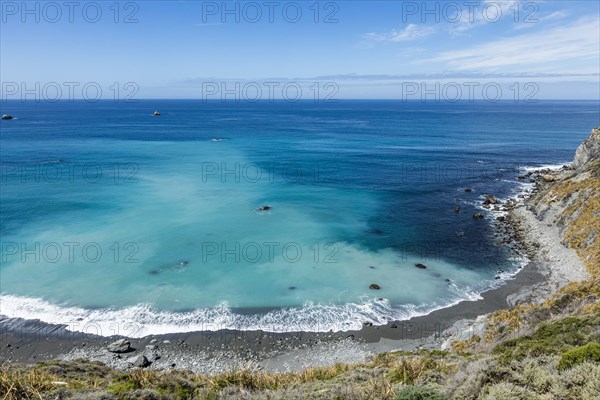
[107,339,132,353]
[369,283,381,290]
[473,213,485,220]
[415,263,427,269]
[464,188,473,193]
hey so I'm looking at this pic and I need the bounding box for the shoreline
[0,168,590,374]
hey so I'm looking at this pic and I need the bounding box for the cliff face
[529,126,600,277]
[572,126,600,171]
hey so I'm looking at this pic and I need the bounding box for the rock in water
[107,339,132,353]
[483,194,500,205]
[415,263,427,269]
[369,283,381,290]
[473,213,485,220]
[1,114,14,120]
[572,126,600,170]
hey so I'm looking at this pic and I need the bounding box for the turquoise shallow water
[0,100,598,336]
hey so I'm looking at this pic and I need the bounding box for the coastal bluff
[528,126,600,277]
[573,126,600,171]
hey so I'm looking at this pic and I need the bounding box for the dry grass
[0,364,60,400]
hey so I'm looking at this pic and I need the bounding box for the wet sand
[0,257,548,373]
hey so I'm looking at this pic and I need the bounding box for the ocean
[1,100,598,337]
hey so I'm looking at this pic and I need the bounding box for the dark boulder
[127,355,150,368]
[483,194,500,206]
[107,339,133,353]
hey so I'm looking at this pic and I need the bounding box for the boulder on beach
[369,283,381,290]
[542,174,556,182]
[127,355,150,368]
[107,339,133,353]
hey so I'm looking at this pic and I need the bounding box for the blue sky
[1,0,599,99]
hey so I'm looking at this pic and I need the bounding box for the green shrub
[395,385,447,400]
[493,315,600,363]
[558,343,600,370]
[481,382,538,400]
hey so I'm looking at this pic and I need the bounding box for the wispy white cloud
[363,24,435,42]
[427,17,600,73]
[513,9,569,30]
[446,1,567,35]
[448,0,517,35]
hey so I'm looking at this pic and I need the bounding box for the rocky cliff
[528,126,600,277]
[573,126,600,171]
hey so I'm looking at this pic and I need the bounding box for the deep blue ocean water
[1,100,598,336]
